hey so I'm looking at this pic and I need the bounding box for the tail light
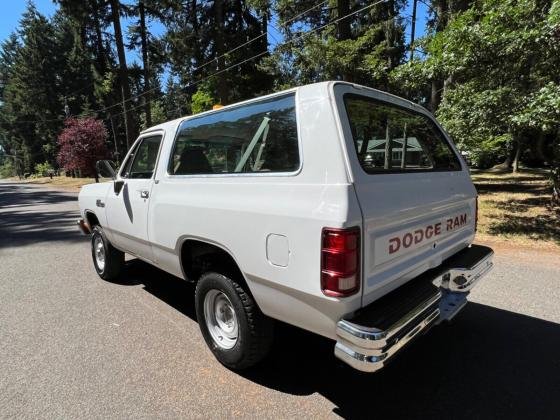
[475,196,479,232]
[321,227,360,297]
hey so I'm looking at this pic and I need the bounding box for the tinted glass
[344,94,461,173]
[124,135,162,179]
[170,94,299,175]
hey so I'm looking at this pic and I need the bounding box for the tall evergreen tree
[109,0,137,149]
[164,0,273,106]
[1,4,63,171]
[268,0,407,90]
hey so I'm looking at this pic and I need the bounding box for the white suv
[78,81,493,372]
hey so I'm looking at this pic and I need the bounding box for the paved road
[1,181,559,419]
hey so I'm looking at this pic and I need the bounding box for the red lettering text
[389,237,400,254]
[403,233,413,248]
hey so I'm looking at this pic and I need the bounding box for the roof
[140,81,427,135]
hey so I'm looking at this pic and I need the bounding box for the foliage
[1,0,559,202]
[390,0,559,188]
[140,99,167,130]
[191,86,215,114]
[267,0,407,90]
[34,161,54,176]
[57,118,109,182]
[163,0,273,105]
[0,160,15,178]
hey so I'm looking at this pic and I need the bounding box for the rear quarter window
[343,94,461,173]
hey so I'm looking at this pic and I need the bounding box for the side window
[169,94,299,175]
[123,135,162,179]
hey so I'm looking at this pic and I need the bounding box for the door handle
[140,190,149,199]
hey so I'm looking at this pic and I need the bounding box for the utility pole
[410,0,418,61]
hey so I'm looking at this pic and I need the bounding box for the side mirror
[96,160,117,180]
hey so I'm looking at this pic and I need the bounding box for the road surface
[1,181,559,419]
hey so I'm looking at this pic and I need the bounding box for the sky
[0,1,430,67]
[0,0,161,66]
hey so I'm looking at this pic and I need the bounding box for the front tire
[91,225,124,280]
[195,272,273,370]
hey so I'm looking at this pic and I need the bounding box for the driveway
[1,181,559,419]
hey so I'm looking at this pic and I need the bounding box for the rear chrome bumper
[335,244,493,373]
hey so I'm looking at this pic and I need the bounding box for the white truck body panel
[78,81,485,347]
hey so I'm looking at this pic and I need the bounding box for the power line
[71,0,371,119]
[2,0,388,127]
[105,0,389,123]
[85,0,331,116]
[192,0,329,74]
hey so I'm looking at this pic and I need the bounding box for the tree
[392,0,558,172]
[109,0,137,149]
[128,0,167,128]
[1,4,63,172]
[57,117,110,182]
[264,0,407,91]
[163,0,273,105]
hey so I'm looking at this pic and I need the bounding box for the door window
[122,135,163,179]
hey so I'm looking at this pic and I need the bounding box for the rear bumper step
[335,244,493,373]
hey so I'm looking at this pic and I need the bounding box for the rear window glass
[343,94,461,173]
[169,94,299,175]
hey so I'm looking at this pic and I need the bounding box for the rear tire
[91,225,124,280]
[195,272,273,370]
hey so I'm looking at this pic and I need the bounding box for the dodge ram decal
[374,212,470,265]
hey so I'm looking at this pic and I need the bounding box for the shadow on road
[0,182,85,248]
[117,259,560,419]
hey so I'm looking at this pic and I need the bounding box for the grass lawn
[471,168,560,249]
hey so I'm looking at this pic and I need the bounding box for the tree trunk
[428,0,449,113]
[535,131,547,163]
[409,0,418,61]
[261,5,268,51]
[512,136,522,173]
[430,79,442,113]
[385,0,396,81]
[552,131,560,206]
[91,0,107,74]
[501,154,512,169]
[337,0,352,82]
[139,0,152,127]
[109,0,136,150]
[214,0,229,105]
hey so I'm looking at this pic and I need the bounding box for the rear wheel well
[180,240,246,286]
[85,211,100,229]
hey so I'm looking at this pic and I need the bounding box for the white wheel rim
[94,236,105,271]
[203,289,238,349]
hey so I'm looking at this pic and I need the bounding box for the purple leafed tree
[57,117,110,182]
